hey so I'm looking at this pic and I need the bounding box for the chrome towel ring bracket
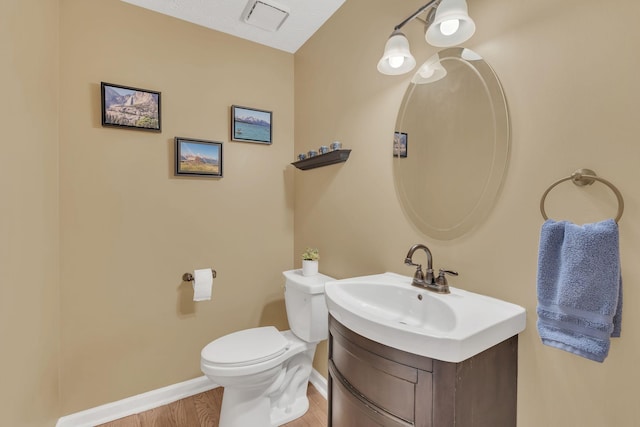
[540,168,624,223]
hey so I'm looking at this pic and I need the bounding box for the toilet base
[217,376,312,427]
[205,332,317,427]
[218,386,310,427]
[219,387,270,427]
[271,394,309,426]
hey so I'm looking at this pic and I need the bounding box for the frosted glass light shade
[412,55,447,84]
[377,31,417,75]
[426,0,475,47]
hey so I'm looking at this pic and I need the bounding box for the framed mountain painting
[101,82,161,132]
[231,105,272,144]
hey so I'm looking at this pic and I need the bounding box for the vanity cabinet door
[329,362,412,427]
[329,316,434,427]
[331,329,418,422]
[328,315,517,427]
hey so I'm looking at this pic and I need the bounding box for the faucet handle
[440,269,458,277]
[435,269,458,287]
[412,264,425,281]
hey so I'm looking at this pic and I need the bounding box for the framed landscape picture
[393,131,408,158]
[101,82,161,132]
[231,105,272,144]
[175,137,223,178]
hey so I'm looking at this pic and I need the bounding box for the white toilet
[201,269,333,427]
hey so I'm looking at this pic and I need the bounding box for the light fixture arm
[392,0,440,32]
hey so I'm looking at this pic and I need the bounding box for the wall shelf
[291,149,351,170]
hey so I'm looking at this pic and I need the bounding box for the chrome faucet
[404,243,458,294]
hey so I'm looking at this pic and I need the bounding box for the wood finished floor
[97,383,327,427]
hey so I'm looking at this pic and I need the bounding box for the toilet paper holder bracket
[182,269,217,282]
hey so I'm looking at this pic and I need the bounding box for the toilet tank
[283,269,334,343]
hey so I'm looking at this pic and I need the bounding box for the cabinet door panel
[330,362,411,427]
[332,331,416,422]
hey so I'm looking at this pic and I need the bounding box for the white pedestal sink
[325,272,526,363]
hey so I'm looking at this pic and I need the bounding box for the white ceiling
[121,0,346,53]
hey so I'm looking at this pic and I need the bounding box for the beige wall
[296,0,640,425]
[0,0,60,426]
[5,0,640,425]
[58,0,294,415]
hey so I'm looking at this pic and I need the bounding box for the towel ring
[540,169,624,223]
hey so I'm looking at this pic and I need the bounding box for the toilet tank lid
[201,326,288,366]
[283,269,335,294]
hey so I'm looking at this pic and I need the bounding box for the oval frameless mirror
[393,47,510,240]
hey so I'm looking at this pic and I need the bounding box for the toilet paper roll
[192,268,213,301]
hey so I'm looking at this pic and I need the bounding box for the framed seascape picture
[175,137,223,178]
[231,105,272,144]
[393,132,408,158]
[101,82,161,132]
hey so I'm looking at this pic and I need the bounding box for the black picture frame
[175,137,223,178]
[393,132,408,158]
[101,82,161,132]
[231,105,272,144]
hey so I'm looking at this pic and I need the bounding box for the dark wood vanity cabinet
[328,315,518,427]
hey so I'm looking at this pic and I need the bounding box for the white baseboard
[56,376,218,427]
[56,369,328,427]
[309,368,328,399]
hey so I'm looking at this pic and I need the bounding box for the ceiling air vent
[241,0,290,32]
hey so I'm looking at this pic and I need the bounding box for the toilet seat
[202,326,289,367]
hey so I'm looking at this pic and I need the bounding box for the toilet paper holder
[182,269,217,282]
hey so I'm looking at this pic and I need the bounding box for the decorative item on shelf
[307,150,318,158]
[297,153,307,161]
[330,141,342,151]
[301,247,319,277]
[291,148,352,170]
[319,145,330,154]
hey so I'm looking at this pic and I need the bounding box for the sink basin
[324,272,526,363]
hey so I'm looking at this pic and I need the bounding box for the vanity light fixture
[411,54,447,84]
[377,0,476,75]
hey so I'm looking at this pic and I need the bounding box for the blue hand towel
[536,219,622,362]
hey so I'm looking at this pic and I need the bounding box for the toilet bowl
[201,269,334,427]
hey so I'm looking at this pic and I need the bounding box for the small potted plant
[301,247,319,277]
